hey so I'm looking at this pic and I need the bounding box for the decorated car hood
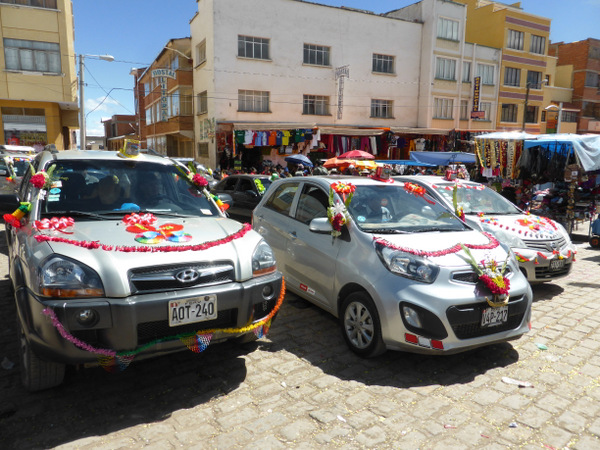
[372,229,511,268]
[30,215,261,295]
[471,213,563,240]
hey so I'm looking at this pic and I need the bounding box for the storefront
[1,107,48,151]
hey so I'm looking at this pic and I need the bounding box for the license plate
[169,295,217,327]
[481,305,508,328]
[549,259,565,271]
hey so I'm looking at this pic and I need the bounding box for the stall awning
[375,159,437,167]
[474,131,537,140]
[230,122,317,131]
[318,127,388,136]
[391,127,449,136]
[524,134,600,173]
[410,151,477,165]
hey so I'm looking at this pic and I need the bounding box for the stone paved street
[1,224,600,449]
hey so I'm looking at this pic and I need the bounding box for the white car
[395,176,576,283]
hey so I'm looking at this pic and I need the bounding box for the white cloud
[85,96,120,114]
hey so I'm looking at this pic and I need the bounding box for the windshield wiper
[412,227,465,233]
[365,228,408,234]
[136,210,193,218]
[41,210,108,220]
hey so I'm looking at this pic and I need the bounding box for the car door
[233,177,259,219]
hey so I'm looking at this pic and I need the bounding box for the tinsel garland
[373,232,500,258]
[42,276,285,372]
[34,223,252,252]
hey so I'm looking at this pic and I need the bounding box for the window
[303,95,329,116]
[373,54,394,74]
[562,111,578,122]
[197,91,208,115]
[144,83,150,97]
[527,71,542,89]
[504,67,521,87]
[462,61,471,82]
[196,40,206,66]
[530,35,546,54]
[238,90,270,113]
[238,35,269,60]
[0,0,57,8]
[477,102,492,121]
[460,100,468,120]
[507,29,524,50]
[170,54,179,71]
[525,105,538,123]
[303,44,330,66]
[198,142,209,158]
[501,104,518,122]
[477,63,495,85]
[434,98,453,119]
[585,71,599,87]
[3,38,61,74]
[169,88,192,117]
[435,57,456,81]
[371,99,393,118]
[295,185,328,224]
[437,18,459,41]
[265,183,298,215]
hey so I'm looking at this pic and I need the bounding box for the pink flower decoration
[31,172,48,189]
[192,174,208,188]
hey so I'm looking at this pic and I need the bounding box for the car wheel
[17,318,65,392]
[590,236,600,248]
[340,292,386,358]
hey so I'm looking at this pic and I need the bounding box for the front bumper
[16,271,283,365]
[513,247,575,283]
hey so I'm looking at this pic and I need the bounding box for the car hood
[469,213,565,240]
[36,217,261,295]
[372,229,511,268]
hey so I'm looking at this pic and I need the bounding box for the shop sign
[471,76,481,119]
[152,69,177,122]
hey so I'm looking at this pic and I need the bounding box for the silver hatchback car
[253,176,532,357]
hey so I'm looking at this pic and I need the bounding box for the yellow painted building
[456,0,557,133]
[0,0,78,150]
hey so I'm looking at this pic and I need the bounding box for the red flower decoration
[31,172,48,189]
[3,213,22,228]
[192,174,208,188]
[331,213,345,232]
[123,213,157,227]
[480,274,510,295]
[35,217,75,231]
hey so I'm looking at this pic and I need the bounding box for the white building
[190,0,500,169]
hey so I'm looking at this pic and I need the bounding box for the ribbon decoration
[34,217,75,233]
[42,276,285,372]
[122,213,157,227]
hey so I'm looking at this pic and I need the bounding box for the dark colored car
[0,151,35,212]
[211,174,272,222]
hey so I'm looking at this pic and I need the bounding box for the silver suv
[6,149,282,391]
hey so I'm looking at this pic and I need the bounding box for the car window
[432,183,521,215]
[264,183,298,215]
[238,178,254,193]
[218,178,237,191]
[295,184,328,224]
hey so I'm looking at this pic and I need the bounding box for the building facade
[549,38,600,134]
[130,66,148,149]
[0,0,78,150]
[102,114,137,151]
[138,38,193,157]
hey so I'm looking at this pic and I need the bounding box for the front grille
[522,236,567,252]
[130,262,235,294]
[452,267,512,284]
[446,295,527,339]
[137,309,237,345]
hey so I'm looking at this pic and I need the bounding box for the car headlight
[484,226,526,248]
[252,240,277,277]
[375,243,439,283]
[35,256,105,298]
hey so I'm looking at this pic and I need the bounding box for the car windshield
[347,183,468,233]
[40,159,221,218]
[12,157,32,177]
[432,182,521,215]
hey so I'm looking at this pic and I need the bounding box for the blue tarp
[523,134,600,173]
[409,151,477,165]
[375,160,436,167]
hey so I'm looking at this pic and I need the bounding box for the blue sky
[73,0,600,137]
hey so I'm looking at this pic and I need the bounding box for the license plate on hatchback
[169,295,217,327]
[549,259,565,271]
[481,305,508,328]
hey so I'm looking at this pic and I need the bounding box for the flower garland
[42,277,285,372]
[373,231,500,258]
[254,179,266,195]
[327,181,355,237]
[404,182,435,204]
[478,212,560,239]
[34,216,74,233]
[34,222,252,253]
[459,243,510,307]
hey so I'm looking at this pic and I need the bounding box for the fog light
[403,306,422,328]
[76,309,98,326]
[262,284,274,299]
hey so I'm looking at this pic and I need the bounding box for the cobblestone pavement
[1,224,600,449]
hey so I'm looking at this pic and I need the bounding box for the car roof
[394,175,481,187]
[41,150,174,165]
[275,175,408,187]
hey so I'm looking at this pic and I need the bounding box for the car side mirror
[309,217,333,233]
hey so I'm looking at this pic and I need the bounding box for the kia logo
[175,269,200,283]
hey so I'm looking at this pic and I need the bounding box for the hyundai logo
[175,269,201,284]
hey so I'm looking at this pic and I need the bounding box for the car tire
[590,236,600,249]
[340,292,386,358]
[17,318,65,392]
